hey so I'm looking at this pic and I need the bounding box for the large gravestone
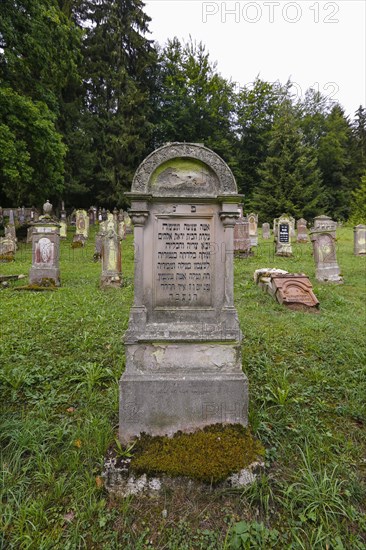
[310,217,342,283]
[275,214,292,256]
[354,224,366,255]
[119,143,248,444]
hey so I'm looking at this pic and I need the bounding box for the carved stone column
[220,211,238,309]
[127,209,149,331]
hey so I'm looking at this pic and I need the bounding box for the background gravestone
[275,214,292,256]
[0,237,16,261]
[119,142,248,444]
[354,224,366,255]
[124,212,133,234]
[29,202,61,286]
[262,223,270,239]
[247,213,258,246]
[296,218,308,243]
[289,216,296,238]
[100,225,122,287]
[234,215,251,257]
[73,209,89,246]
[310,218,343,283]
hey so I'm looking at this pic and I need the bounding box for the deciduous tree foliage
[0,0,80,205]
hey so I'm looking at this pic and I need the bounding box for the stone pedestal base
[29,267,60,286]
[315,265,343,283]
[119,371,248,444]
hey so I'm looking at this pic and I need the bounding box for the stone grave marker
[247,213,258,246]
[100,225,122,287]
[29,202,61,286]
[124,212,133,234]
[313,215,337,233]
[7,210,17,242]
[262,223,270,239]
[296,218,308,243]
[289,216,296,238]
[273,217,279,236]
[118,210,126,240]
[73,209,89,246]
[310,218,343,283]
[254,269,319,310]
[234,215,251,257]
[119,142,248,443]
[0,237,16,261]
[275,214,292,256]
[354,224,366,255]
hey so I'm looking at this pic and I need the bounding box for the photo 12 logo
[202,2,340,24]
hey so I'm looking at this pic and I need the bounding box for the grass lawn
[1,225,365,549]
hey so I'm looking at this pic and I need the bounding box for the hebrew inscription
[155,217,213,307]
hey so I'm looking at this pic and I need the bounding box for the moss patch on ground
[130,424,265,483]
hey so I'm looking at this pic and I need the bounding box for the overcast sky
[144,0,366,118]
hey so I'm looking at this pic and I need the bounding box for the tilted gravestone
[119,142,248,443]
[354,224,366,255]
[247,213,258,246]
[310,216,342,283]
[262,223,270,239]
[296,218,308,243]
[275,214,292,256]
[29,202,61,286]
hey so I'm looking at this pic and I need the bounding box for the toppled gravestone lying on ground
[254,268,319,310]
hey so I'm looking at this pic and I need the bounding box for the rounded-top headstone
[130,142,237,197]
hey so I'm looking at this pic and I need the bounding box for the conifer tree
[74,0,157,206]
[251,101,324,222]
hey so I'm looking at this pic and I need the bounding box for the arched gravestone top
[130,142,238,197]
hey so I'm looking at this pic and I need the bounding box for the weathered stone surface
[313,215,337,234]
[247,213,258,246]
[102,456,263,498]
[262,223,270,239]
[354,224,366,255]
[234,216,251,257]
[310,218,343,283]
[254,269,319,309]
[100,227,122,288]
[296,218,308,243]
[271,274,319,309]
[119,142,248,443]
[29,222,61,286]
[124,212,133,234]
[74,209,89,239]
[289,216,296,238]
[0,237,16,261]
[59,220,67,239]
[275,214,292,256]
